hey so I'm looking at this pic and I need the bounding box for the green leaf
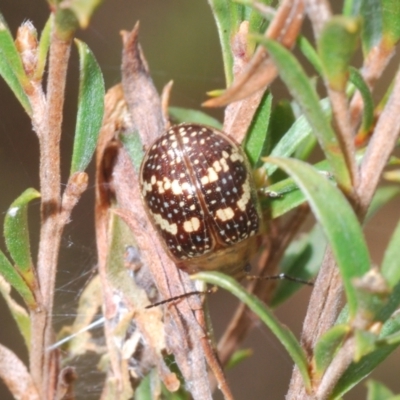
[4,188,40,290]
[0,250,36,310]
[256,37,351,191]
[352,269,391,325]
[331,307,400,398]
[365,186,400,222]
[244,92,272,166]
[192,271,312,391]
[53,7,79,39]
[61,0,103,29]
[354,329,378,361]
[270,225,326,307]
[135,373,153,400]
[381,218,400,289]
[263,159,331,219]
[317,16,360,91]
[267,100,296,157]
[208,0,234,86]
[0,275,31,350]
[229,2,245,33]
[297,35,323,76]
[366,380,398,400]
[264,99,331,177]
[226,348,253,370]
[313,324,350,379]
[248,0,271,48]
[381,0,400,48]
[266,157,370,317]
[349,67,374,137]
[379,328,400,347]
[168,107,222,129]
[120,131,144,172]
[0,13,31,115]
[71,40,105,174]
[34,15,52,81]
[347,0,382,56]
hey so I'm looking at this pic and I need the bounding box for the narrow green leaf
[0,275,30,350]
[297,36,323,76]
[0,14,30,87]
[354,329,378,362]
[330,294,400,398]
[208,0,234,86]
[168,107,222,129]
[192,271,312,391]
[293,133,318,162]
[226,348,253,370]
[0,13,31,115]
[267,100,296,156]
[317,16,360,91]
[263,159,331,219]
[71,40,105,174]
[264,99,331,177]
[349,67,374,136]
[0,250,36,309]
[366,380,397,400]
[54,7,79,40]
[366,186,400,222]
[229,2,245,33]
[248,0,271,46]
[382,0,400,47]
[352,268,391,326]
[266,157,370,316]
[256,38,351,191]
[270,225,326,307]
[4,188,40,289]
[313,324,350,379]
[381,218,400,288]
[34,15,52,81]
[378,328,400,347]
[120,131,144,172]
[244,92,272,166]
[135,373,153,400]
[359,0,382,56]
[62,0,103,29]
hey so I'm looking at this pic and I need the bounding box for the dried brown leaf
[55,367,77,400]
[205,0,305,143]
[121,23,164,148]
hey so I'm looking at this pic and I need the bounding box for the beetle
[139,123,263,279]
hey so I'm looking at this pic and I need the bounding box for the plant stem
[358,65,400,215]
[30,26,71,399]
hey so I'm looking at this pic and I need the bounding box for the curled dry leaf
[204,0,305,143]
[0,343,40,400]
[120,22,164,148]
[55,366,77,400]
[161,79,174,129]
[96,84,177,397]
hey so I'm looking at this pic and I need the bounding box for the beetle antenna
[145,286,218,309]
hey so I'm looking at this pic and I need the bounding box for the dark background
[0,1,399,399]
